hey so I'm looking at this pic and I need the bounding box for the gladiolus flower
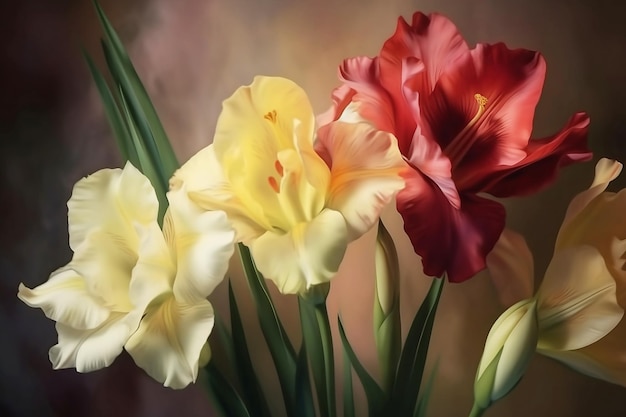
[172,76,406,295]
[319,12,591,282]
[18,162,234,389]
[473,158,626,413]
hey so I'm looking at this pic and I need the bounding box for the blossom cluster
[18,10,625,413]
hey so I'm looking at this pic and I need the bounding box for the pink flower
[320,12,591,282]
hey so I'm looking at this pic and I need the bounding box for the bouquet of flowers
[17,3,626,417]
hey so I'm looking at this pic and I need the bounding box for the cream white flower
[18,162,234,388]
[474,158,626,412]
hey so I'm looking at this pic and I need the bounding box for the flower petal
[69,229,138,312]
[486,229,535,307]
[537,245,623,351]
[176,145,268,243]
[50,312,140,372]
[18,269,110,330]
[539,318,626,387]
[125,297,215,389]
[68,162,158,252]
[422,43,545,176]
[475,113,592,197]
[397,168,505,282]
[314,122,406,239]
[167,184,235,303]
[250,209,349,294]
[379,12,469,95]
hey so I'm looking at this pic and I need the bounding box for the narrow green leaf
[228,282,272,417]
[204,362,251,417]
[214,314,238,375]
[94,0,179,179]
[338,317,386,416]
[295,344,316,417]
[82,50,137,164]
[414,360,439,417]
[238,243,297,416]
[391,277,444,416]
[118,90,169,222]
[342,346,355,417]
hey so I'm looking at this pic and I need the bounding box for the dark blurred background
[2,0,626,416]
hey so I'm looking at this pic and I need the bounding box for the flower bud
[473,299,538,412]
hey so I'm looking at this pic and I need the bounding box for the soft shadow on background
[2,0,626,416]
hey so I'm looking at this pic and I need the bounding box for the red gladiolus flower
[319,12,591,283]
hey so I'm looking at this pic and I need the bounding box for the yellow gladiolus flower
[472,158,626,415]
[18,162,234,389]
[173,76,406,295]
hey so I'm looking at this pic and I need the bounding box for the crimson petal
[397,168,506,282]
[477,112,592,197]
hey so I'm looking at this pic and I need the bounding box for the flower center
[444,93,488,165]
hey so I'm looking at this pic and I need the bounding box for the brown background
[2,0,626,416]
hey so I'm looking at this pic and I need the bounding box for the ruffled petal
[174,145,267,243]
[475,113,592,196]
[128,222,176,311]
[167,184,235,303]
[50,312,140,372]
[422,43,545,176]
[18,269,110,330]
[559,158,623,230]
[69,229,138,312]
[250,209,349,294]
[537,246,623,351]
[125,297,215,389]
[314,122,405,239]
[379,12,469,95]
[68,162,158,252]
[397,168,505,282]
[486,229,535,307]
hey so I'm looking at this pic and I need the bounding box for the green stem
[469,403,486,417]
[315,302,336,417]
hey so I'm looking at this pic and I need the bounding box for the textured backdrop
[2,0,626,416]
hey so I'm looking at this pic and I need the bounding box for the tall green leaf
[204,362,251,417]
[238,244,297,416]
[338,318,386,416]
[228,282,272,417]
[391,277,444,416]
[94,0,179,180]
[295,344,316,417]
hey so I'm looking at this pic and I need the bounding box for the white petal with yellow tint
[537,245,623,351]
[129,222,177,310]
[167,183,235,303]
[18,268,110,330]
[175,145,269,242]
[69,229,137,312]
[315,122,405,239]
[539,318,626,387]
[68,162,158,252]
[125,297,215,389]
[251,209,349,294]
[50,312,141,372]
[486,229,535,307]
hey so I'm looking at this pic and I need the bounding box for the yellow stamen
[264,109,277,123]
[445,93,488,165]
